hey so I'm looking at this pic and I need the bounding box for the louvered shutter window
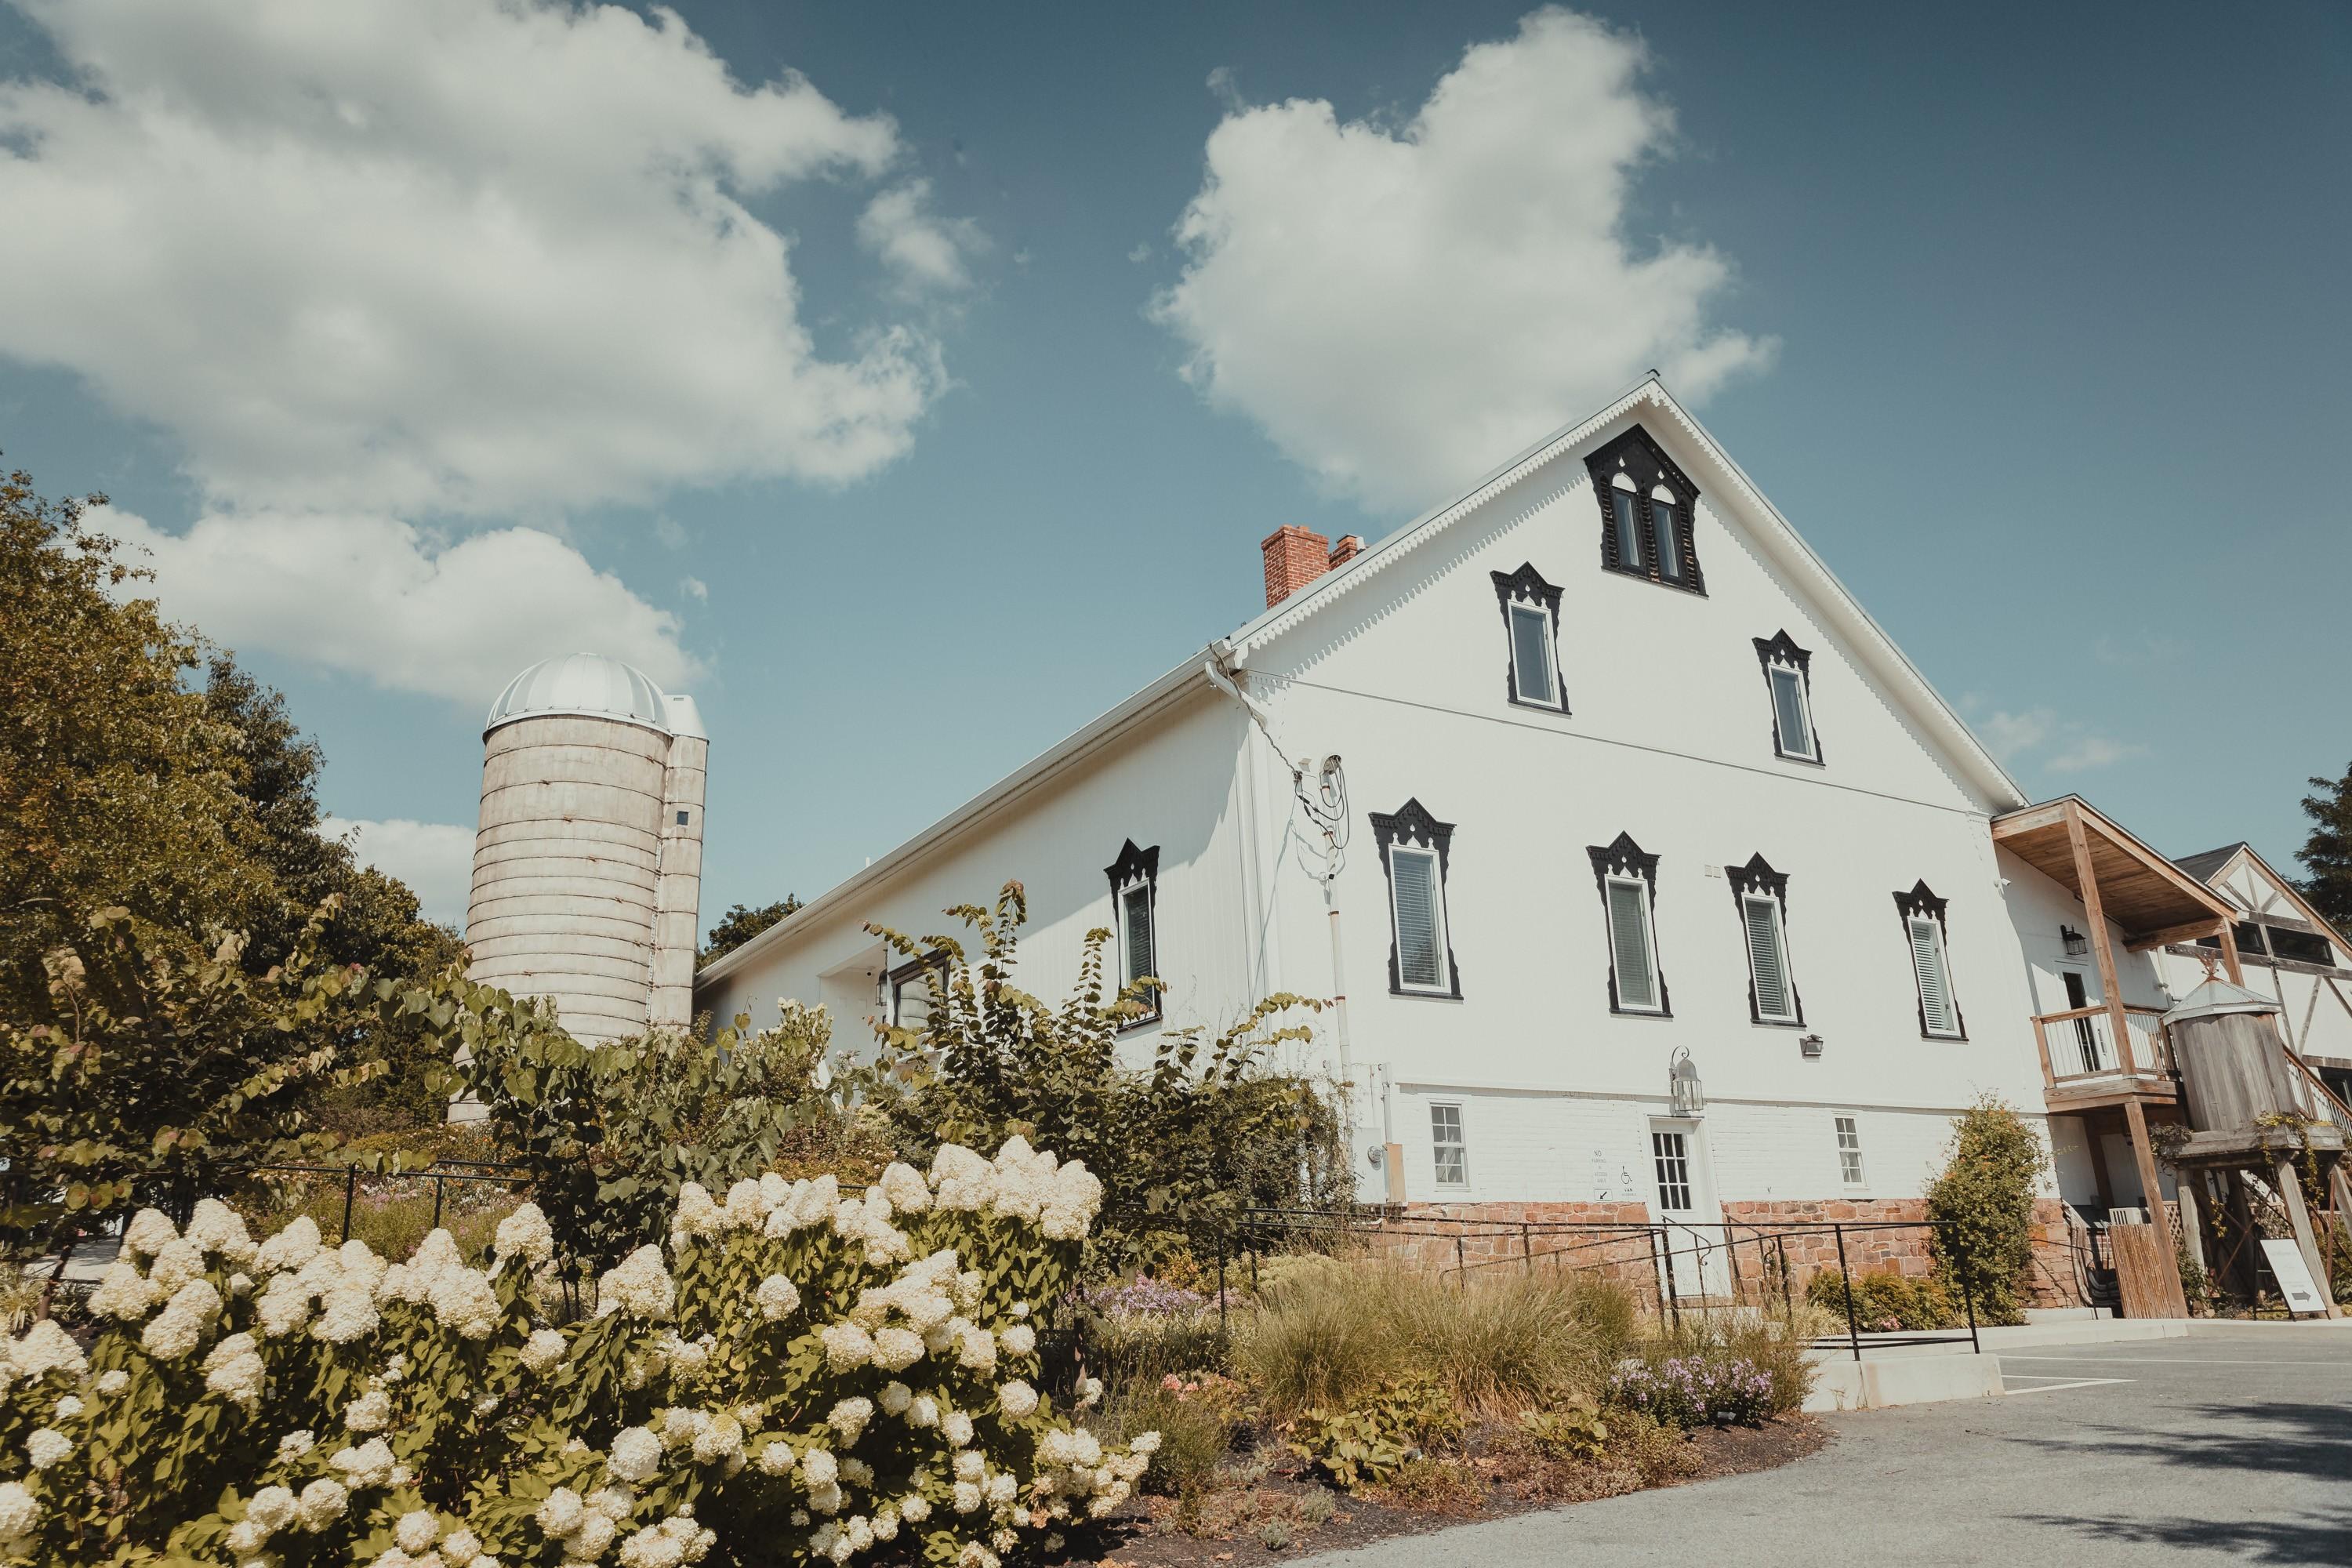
[1651,495,1682,582]
[1508,603,1555,706]
[1392,849,1444,989]
[1610,486,1645,571]
[1911,917,1958,1035]
[1608,879,1658,1011]
[1120,883,1156,1001]
[1769,666,1814,759]
[1744,896,1795,1022]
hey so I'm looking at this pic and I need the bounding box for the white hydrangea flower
[395,1509,441,1552]
[147,1236,205,1294]
[25,1428,70,1470]
[692,1415,743,1467]
[927,1145,995,1211]
[756,1439,796,1476]
[799,1448,838,1489]
[898,1495,932,1524]
[956,1324,997,1374]
[140,1305,205,1362]
[441,1526,484,1566]
[669,1185,724,1247]
[878,1163,931,1213]
[998,1323,1036,1358]
[338,1238,390,1290]
[314,1283,380,1345]
[840,1457,873,1488]
[9,1321,85,1380]
[0,1481,37,1544]
[494,1204,556,1266]
[755,1274,800,1323]
[296,1477,350,1531]
[721,1179,768,1230]
[596,1247,676,1322]
[827,1399,873,1444]
[248,1484,296,1534]
[1130,1430,1162,1455]
[122,1207,178,1259]
[608,1427,662,1483]
[94,1371,129,1396]
[951,1481,982,1515]
[187,1199,257,1264]
[805,1481,843,1516]
[871,1508,899,1542]
[818,1322,875,1372]
[1077,1377,1104,1409]
[908,1396,939,1428]
[536,1488,586,1537]
[996,1381,1038,1419]
[518,1328,568,1373]
[952,1451,985,1483]
[328,1437,397,1490]
[658,1407,707,1452]
[85,1261,159,1320]
[942,1412,975,1448]
[872,1327,925,1372]
[879,1382,912,1417]
[572,1511,619,1559]
[277,1429,316,1462]
[253,1214,324,1274]
[203,1333,267,1410]
[431,1267,502,1339]
[343,1388,392,1432]
[984,1471,1017,1507]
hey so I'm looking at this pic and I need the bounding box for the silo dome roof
[485,653,673,736]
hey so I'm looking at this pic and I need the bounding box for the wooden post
[2216,921,2245,986]
[2273,1156,2343,1318]
[2067,804,2174,1254]
[2175,1165,2206,1273]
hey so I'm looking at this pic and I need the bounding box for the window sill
[1771,750,1827,768]
[1920,1030,1968,1043]
[1753,1017,1806,1029]
[1391,986,1462,1002]
[1506,695,1572,718]
[1610,1007,1674,1020]
[1602,563,1707,596]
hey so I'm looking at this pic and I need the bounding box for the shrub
[1075,1277,1229,1385]
[1290,1375,1462,1490]
[1804,1269,1956,1332]
[1257,1519,1293,1551]
[1237,1263,1612,1418]
[1515,1394,1610,1462]
[1100,1374,1247,1502]
[1608,1355,1776,1428]
[0,1135,1153,1568]
[1367,1456,1485,1514]
[1646,1312,1813,1418]
[1924,1098,2047,1325]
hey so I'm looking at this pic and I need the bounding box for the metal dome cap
[485,653,673,737]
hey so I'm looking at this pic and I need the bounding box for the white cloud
[1127,243,1152,263]
[1152,7,1773,513]
[0,0,965,516]
[858,180,987,297]
[1979,706,2143,777]
[99,505,699,704]
[679,575,709,602]
[325,816,475,927]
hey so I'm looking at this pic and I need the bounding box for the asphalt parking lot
[1301,1328,2352,1566]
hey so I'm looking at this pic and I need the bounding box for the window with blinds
[1835,1116,1867,1186]
[1430,1104,1468,1187]
[1607,877,1661,1012]
[1910,916,1961,1037]
[1119,881,1157,1006]
[1769,665,1815,760]
[1743,895,1798,1023]
[1508,601,1555,706]
[1391,848,1447,991]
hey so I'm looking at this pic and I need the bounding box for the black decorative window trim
[1371,800,1461,999]
[1588,832,1670,1017]
[1728,853,1804,1027]
[1893,880,1966,1040]
[1490,563,1570,713]
[1584,424,1705,593]
[1753,630,1824,764]
[886,951,949,1029]
[1105,839,1162,1026]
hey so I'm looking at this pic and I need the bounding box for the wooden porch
[1992,797,2241,1238]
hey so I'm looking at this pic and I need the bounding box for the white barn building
[688,376,2347,1285]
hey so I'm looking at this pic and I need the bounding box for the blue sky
[2,1,2347,929]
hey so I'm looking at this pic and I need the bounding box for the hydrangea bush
[0,1138,1155,1567]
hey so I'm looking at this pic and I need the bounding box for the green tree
[697,896,802,970]
[1924,1097,2048,1324]
[2297,763,2352,928]
[870,883,1346,1276]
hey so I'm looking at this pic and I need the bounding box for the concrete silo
[463,653,708,1042]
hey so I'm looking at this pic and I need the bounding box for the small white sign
[2259,1239,2328,1316]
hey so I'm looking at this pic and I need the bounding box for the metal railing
[1217,1207,1981,1361]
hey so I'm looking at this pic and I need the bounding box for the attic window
[1105,839,1162,1024]
[1585,425,1704,593]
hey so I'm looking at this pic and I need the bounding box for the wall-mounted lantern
[1798,1033,1824,1058]
[1668,1047,1705,1116]
[2061,925,2089,957]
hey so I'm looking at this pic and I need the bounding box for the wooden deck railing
[2033,1004,2175,1098]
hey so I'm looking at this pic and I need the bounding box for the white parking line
[2000,1354,2352,1367]
[2001,1376,2134,1395]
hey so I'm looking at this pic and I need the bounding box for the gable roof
[2172,840,2350,949]
[697,375,2027,993]
[2172,843,2249,884]
[1219,375,2027,812]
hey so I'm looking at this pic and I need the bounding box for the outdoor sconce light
[2061,925,2089,957]
[1798,1034,1824,1058]
[1668,1047,1705,1116]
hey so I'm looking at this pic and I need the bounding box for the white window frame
[1606,873,1665,1015]
[888,954,946,1033]
[1388,844,1451,995]
[1505,600,1559,709]
[1834,1116,1867,1188]
[1429,1101,1470,1189]
[1909,915,1963,1039]
[1742,891,1800,1025]
[1768,663,1817,761]
[1115,877,1158,1005]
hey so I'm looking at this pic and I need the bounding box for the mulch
[1065,1416,1832,1566]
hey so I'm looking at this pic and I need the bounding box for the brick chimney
[1327,534,1365,571]
[1261,525,1331,608]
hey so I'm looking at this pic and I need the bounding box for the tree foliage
[698,898,804,972]
[868,884,1349,1276]
[1923,1097,2047,1324]
[438,991,877,1275]
[2297,762,2352,929]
